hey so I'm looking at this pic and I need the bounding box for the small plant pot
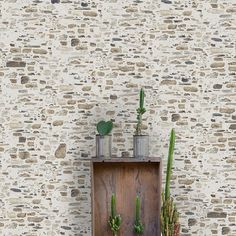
[133,135,149,159]
[96,134,112,158]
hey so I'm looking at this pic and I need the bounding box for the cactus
[161,193,180,236]
[97,120,113,136]
[135,88,146,135]
[161,129,180,236]
[165,128,175,201]
[134,196,144,235]
[109,193,122,236]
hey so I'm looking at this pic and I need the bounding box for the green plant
[165,128,175,201]
[134,196,144,235]
[135,88,146,135]
[97,120,113,136]
[161,129,180,236]
[109,193,122,236]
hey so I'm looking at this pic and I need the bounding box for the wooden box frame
[91,158,162,236]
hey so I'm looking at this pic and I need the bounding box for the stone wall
[0,0,235,235]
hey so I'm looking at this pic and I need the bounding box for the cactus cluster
[97,120,113,136]
[161,129,180,236]
[109,194,144,235]
[135,88,146,135]
[134,196,144,235]
[109,194,122,236]
[161,193,180,236]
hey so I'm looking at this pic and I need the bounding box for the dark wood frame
[91,158,162,236]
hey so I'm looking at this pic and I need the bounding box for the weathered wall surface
[0,0,236,235]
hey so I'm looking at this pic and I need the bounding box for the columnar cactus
[109,193,122,236]
[161,193,180,236]
[134,196,144,235]
[161,129,180,236]
[165,128,175,201]
[135,88,146,135]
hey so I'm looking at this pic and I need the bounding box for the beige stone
[55,144,67,158]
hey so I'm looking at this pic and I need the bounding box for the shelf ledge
[91,157,161,163]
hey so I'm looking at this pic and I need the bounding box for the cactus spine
[134,196,144,235]
[109,193,121,236]
[135,88,146,135]
[161,129,180,236]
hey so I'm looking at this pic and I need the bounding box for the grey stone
[33,49,47,54]
[207,212,227,218]
[71,39,80,47]
[188,218,197,226]
[229,124,236,130]
[27,217,44,223]
[222,227,230,235]
[21,76,29,84]
[6,61,26,67]
[172,114,180,122]
[71,189,80,197]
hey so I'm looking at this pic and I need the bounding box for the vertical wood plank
[93,161,161,236]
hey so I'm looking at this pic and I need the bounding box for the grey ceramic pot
[96,135,112,158]
[133,135,149,159]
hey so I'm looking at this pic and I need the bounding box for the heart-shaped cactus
[97,120,113,136]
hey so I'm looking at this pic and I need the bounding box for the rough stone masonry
[0,0,236,235]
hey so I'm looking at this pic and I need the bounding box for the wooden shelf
[91,158,162,236]
[92,157,161,163]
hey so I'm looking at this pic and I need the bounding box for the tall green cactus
[134,196,144,235]
[111,193,115,218]
[165,128,175,201]
[109,193,122,236]
[139,88,144,110]
[135,88,146,135]
[161,129,180,236]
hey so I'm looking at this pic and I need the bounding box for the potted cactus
[96,120,113,158]
[133,88,149,158]
[134,196,144,235]
[109,193,122,236]
[161,129,180,236]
